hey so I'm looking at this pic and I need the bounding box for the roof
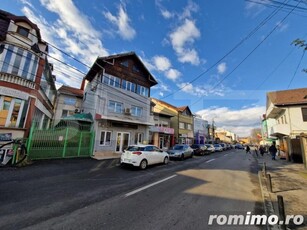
[267,88,307,106]
[58,85,84,98]
[151,98,192,114]
[0,10,43,42]
[85,52,158,86]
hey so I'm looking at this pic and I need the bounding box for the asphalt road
[0,149,265,230]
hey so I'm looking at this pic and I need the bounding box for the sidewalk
[91,151,121,160]
[258,153,307,230]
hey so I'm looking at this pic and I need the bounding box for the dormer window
[133,65,140,73]
[17,26,29,38]
[120,60,129,68]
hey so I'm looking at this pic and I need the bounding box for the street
[0,149,265,230]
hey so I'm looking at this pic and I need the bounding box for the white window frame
[0,96,25,128]
[103,74,120,88]
[108,100,123,114]
[100,131,112,146]
[131,106,142,117]
[187,124,192,130]
[179,122,185,129]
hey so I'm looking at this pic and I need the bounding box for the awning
[269,132,287,138]
[62,113,93,123]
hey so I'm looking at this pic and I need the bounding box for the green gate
[27,126,95,160]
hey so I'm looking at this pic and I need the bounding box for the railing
[0,72,35,89]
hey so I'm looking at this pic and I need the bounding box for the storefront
[149,126,174,150]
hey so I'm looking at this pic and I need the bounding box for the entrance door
[159,137,164,149]
[116,132,130,152]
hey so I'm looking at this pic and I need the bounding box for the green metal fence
[27,126,95,160]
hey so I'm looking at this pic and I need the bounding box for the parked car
[190,144,207,156]
[205,144,215,153]
[235,144,244,149]
[167,144,194,160]
[219,143,227,151]
[121,145,169,170]
[214,144,223,152]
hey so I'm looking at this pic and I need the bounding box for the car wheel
[139,159,147,170]
[163,157,169,165]
[180,154,184,160]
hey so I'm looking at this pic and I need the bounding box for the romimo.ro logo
[208,212,304,226]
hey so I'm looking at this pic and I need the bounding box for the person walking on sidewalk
[269,141,277,160]
[246,145,251,154]
[254,145,259,157]
[259,145,265,156]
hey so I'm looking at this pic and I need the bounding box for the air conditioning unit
[124,108,131,115]
[75,108,81,113]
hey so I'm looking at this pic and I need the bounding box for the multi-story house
[81,52,157,155]
[53,85,84,124]
[0,10,56,138]
[150,98,175,150]
[193,115,208,144]
[266,88,307,162]
[150,99,194,145]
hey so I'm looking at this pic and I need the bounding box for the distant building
[82,52,157,155]
[0,10,56,138]
[193,116,208,144]
[53,85,84,124]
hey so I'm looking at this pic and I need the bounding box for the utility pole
[212,118,215,144]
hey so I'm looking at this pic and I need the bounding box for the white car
[121,145,169,170]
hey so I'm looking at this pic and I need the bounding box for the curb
[258,170,280,230]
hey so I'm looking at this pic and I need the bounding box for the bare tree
[250,128,262,145]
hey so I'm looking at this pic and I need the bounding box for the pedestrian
[254,145,259,157]
[259,145,265,156]
[269,141,278,160]
[246,145,251,154]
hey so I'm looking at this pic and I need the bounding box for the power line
[160,0,289,100]
[287,50,305,88]
[190,0,302,108]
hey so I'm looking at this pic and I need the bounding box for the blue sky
[2,0,307,136]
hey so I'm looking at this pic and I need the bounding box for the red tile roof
[58,85,84,98]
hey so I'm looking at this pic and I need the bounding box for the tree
[250,128,262,145]
[292,39,307,73]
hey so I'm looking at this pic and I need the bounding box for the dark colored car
[235,144,244,149]
[190,144,207,156]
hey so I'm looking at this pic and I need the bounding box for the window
[100,131,111,146]
[64,97,76,106]
[284,115,287,124]
[133,65,140,73]
[187,124,192,130]
[12,48,23,75]
[135,133,143,144]
[137,85,149,97]
[120,60,129,67]
[108,101,123,113]
[103,74,120,88]
[0,96,27,128]
[302,108,307,122]
[122,80,136,93]
[61,110,74,118]
[131,106,142,117]
[179,122,185,129]
[17,26,29,37]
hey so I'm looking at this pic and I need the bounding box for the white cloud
[217,62,227,74]
[153,56,171,71]
[104,4,136,40]
[276,21,289,32]
[166,68,181,81]
[177,82,207,96]
[196,106,265,137]
[169,19,200,65]
[22,0,109,88]
[161,9,174,19]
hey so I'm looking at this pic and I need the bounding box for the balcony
[270,124,291,137]
[0,72,35,89]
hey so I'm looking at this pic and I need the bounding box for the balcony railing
[270,123,291,136]
[0,72,35,89]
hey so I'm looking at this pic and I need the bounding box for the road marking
[90,161,106,172]
[125,175,177,197]
[224,154,228,156]
[206,159,215,163]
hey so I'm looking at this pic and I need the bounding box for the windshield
[173,145,184,150]
[126,146,145,151]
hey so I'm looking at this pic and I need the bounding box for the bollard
[277,195,286,230]
[266,174,273,193]
[262,162,266,176]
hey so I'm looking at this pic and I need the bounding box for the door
[159,137,164,149]
[116,132,130,152]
